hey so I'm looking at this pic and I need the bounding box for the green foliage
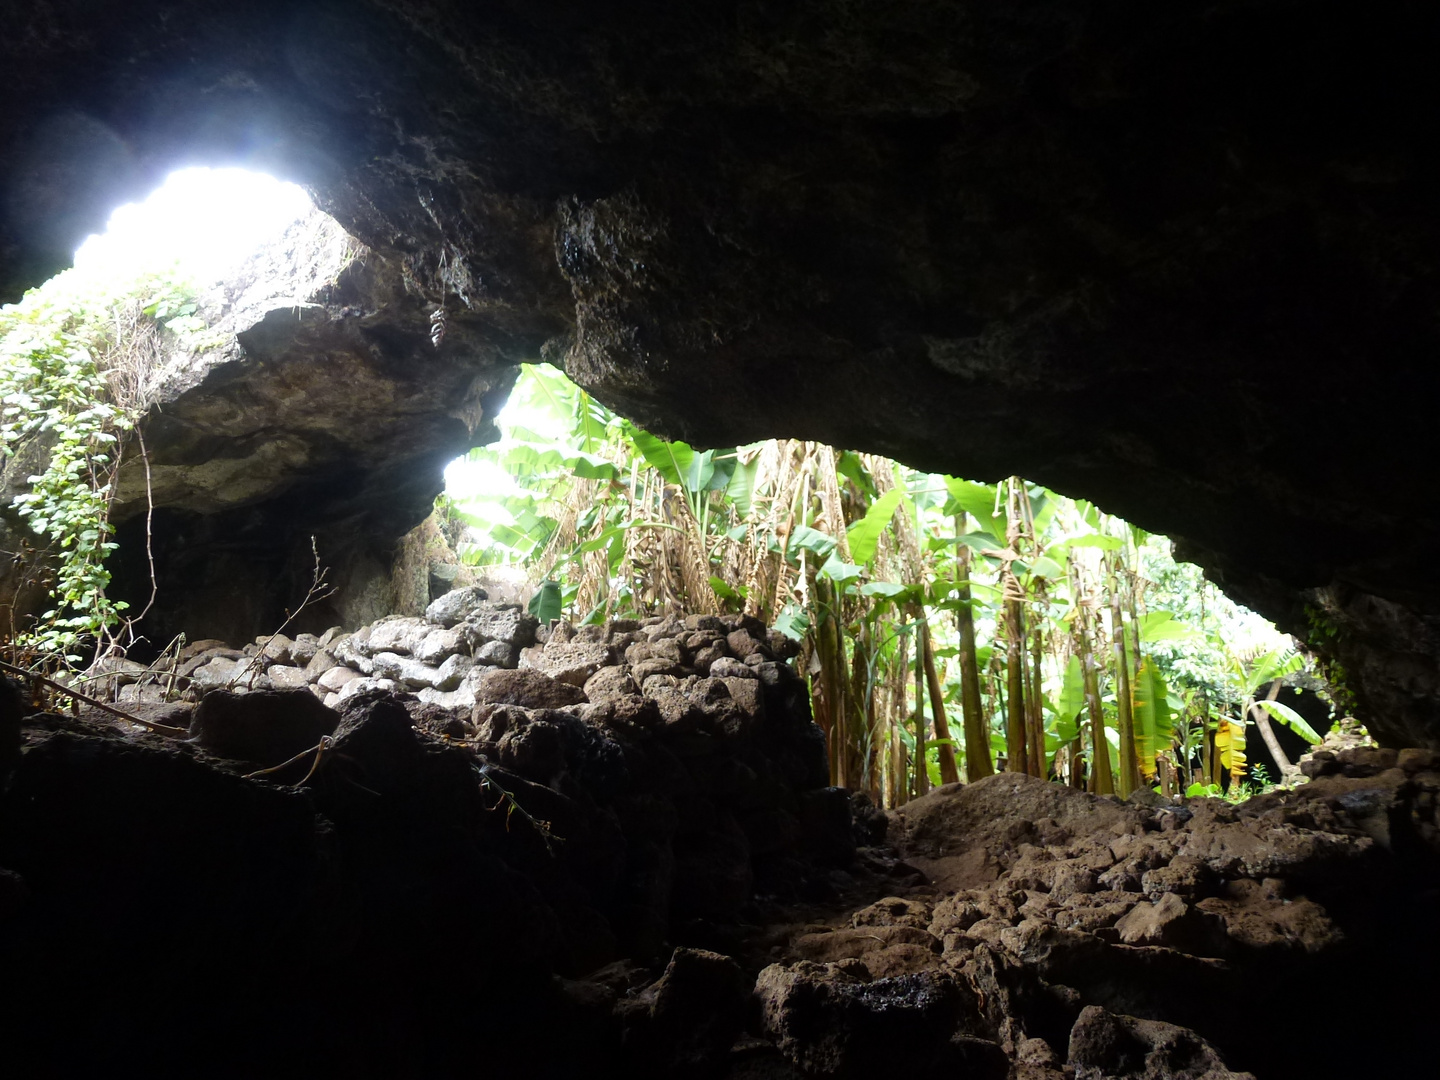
[942,478,1004,540]
[1301,603,1358,715]
[1,262,208,661]
[846,487,906,564]
[528,580,563,624]
[445,364,1315,803]
[1184,778,1266,804]
[449,363,612,571]
[1131,657,1172,781]
[1053,655,1086,744]
[449,363,772,621]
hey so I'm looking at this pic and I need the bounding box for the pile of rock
[31,589,846,952]
[85,586,524,708]
[93,586,807,719]
[1,596,856,1074]
[741,761,1440,1078]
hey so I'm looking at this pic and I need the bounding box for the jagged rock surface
[0,607,842,1073]
[4,608,1439,1078]
[757,767,1440,1078]
[96,213,521,648]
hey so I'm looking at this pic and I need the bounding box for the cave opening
[71,166,315,285]
[0,148,1378,816]
[0,163,366,664]
[438,360,1337,809]
[3,6,1440,1076]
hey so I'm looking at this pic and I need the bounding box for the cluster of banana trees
[445,364,1325,806]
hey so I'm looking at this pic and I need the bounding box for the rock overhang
[2,0,1439,744]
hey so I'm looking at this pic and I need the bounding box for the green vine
[1302,602,1358,716]
[1,264,208,664]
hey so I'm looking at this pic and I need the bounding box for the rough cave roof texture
[2,1,1438,746]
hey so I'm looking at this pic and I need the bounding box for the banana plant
[1230,647,1319,783]
[441,362,1314,809]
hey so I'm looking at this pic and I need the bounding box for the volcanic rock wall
[98,211,530,646]
[68,590,846,947]
[731,749,1440,1078]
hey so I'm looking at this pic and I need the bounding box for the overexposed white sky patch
[73,166,313,284]
[444,367,580,500]
[444,455,524,501]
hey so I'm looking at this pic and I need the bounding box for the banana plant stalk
[920,616,962,785]
[890,615,911,805]
[1106,559,1138,797]
[1003,594,1029,774]
[952,531,994,781]
[1028,625,1046,778]
[1080,607,1114,795]
[1249,678,1301,783]
[1002,480,1031,774]
[914,633,929,798]
[1202,694,1217,787]
[1068,739,1086,789]
[1069,547,1115,795]
[848,617,878,800]
[812,577,849,787]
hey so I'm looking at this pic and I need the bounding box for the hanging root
[234,537,336,691]
[472,762,558,852]
[242,736,331,783]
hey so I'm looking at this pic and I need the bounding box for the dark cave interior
[3,3,1440,1077]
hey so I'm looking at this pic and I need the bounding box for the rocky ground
[2,594,1436,1078]
[761,750,1440,1079]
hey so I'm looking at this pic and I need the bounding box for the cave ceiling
[2,1,1438,746]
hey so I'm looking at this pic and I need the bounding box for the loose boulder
[189,690,338,766]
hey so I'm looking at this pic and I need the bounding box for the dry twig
[0,657,188,736]
[235,537,336,690]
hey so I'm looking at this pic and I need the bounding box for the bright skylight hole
[73,166,313,284]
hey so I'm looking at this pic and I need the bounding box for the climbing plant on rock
[0,263,209,664]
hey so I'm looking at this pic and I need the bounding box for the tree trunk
[1002,481,1029,775]
[848,618,875,799]
[914,636,929,798]
[1107,570,1138,798]
[1027,626,1046,778]
[890,616,910,807]
[920,617,961,785]
[1250,679,1300,783]
[1004,595,1028,774]
[952,538,993,781]
[813,576,848,787]
[1078,605,1114,795]
[1205,720,1216,788]
[1158,753,1174,797]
